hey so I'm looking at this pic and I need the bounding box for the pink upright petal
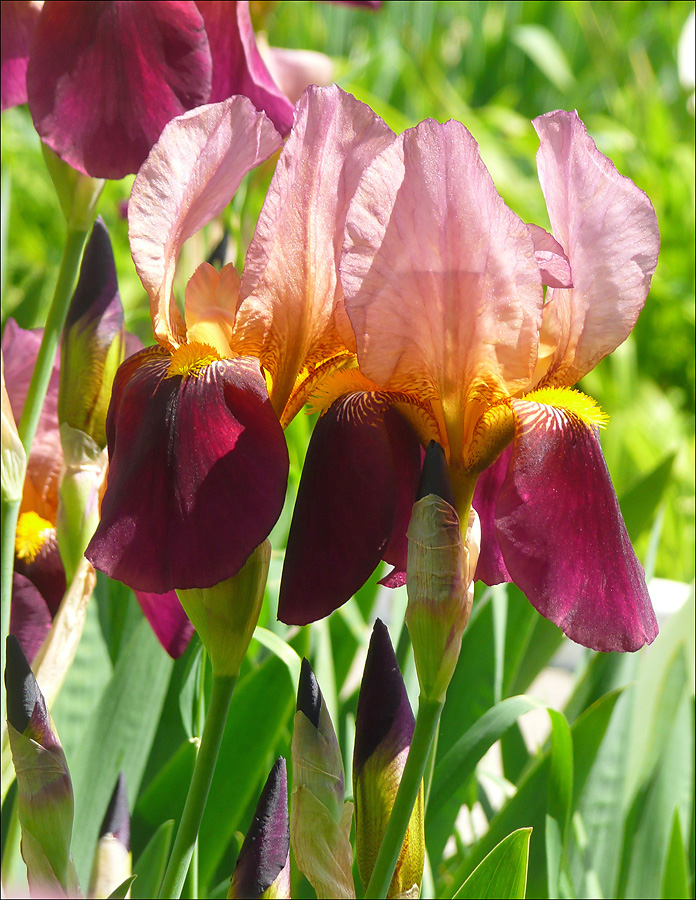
[134,590,194,658]
[235,84,394,420]
[533,110,660,386]
[2,320,62,524]
[129,95,282,347]
[197,0,294,135]
[278,393,421,625]
[341,119,543,461]
[526,223,573,288]
[27,1,213,179]
[259,41,334,105]
[86,346,289,593]
[495,400,658,651]
[1,1,40,110]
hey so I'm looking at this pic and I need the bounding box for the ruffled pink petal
[197,0,294,135]
[26,1,212,179]
[129,94,281,347]
[1,1,40,110]
[2,320,62,524]
[341,118,543,458]
[235,84,394,419]
[278,393,421,625]
[10,573,52,664]
[86,346,289,593]
[533,110,660,386]
[472,446,512,585]
[495,400,658,651]
[527,223,573,288]
[134,590,194,658]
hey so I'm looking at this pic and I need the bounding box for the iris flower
[86,85,390,595]
[279,109,660,653]
[1,0,293,177]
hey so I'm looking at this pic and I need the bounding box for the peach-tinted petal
[234,84,395,419]
[533,110,660,386]
[129,96,282,348]
[27,1,212,178]
[184,262,242,357]
[496,400,658,651]
[341,118,543,462]
[197,0,294,135]
[2,320,62,523]
[1,1,40,110]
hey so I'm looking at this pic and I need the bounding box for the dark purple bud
[297,657,321,728]
[100,772,130,850]
[228,758,290,899]
[354,619,414,778]
[417,441,454,505]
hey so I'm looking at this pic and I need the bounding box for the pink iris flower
[86,86,391,596]
[279,108,660,653]
[1,0,293,178]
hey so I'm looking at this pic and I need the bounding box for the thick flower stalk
[227,758,290,900]
[279,108,660,654]
[354,620,424,899]
[291,658,354,899]
[4,635,80,898]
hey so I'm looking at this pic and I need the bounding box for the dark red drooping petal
[197,0,293,135]
[278,393,421,625]
[1,0,40,110]
[27,1,212,178]
[86,346,288,593]
[472,446,512,586]
[10,574,52,664]
[495,402,658,652]
[134,590,194,659]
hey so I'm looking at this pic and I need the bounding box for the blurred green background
[2,0,694,584]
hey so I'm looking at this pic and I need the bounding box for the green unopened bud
[41,143,104,231]
[291,659,355,899]
[1,355,26,503]
[88,773,131,899]
[228,758,290,899]
[406,444,481,703]
[4,635,80,898]
[58,218,125,449]
[354,620,424,899]
[177,541,270,677]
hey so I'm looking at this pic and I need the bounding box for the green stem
[1,225,89,733]
[158,673,236,900]
[17,226,90,455]
[365,696,444,899]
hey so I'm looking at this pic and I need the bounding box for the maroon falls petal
[1,0,41,110]
[86,346,288,593]
[27,1,212,178]
[133,590,194,659]
[278,392,421,625]
[10,574,53,665]
[472,446,512,586]
[496,401,659,652]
